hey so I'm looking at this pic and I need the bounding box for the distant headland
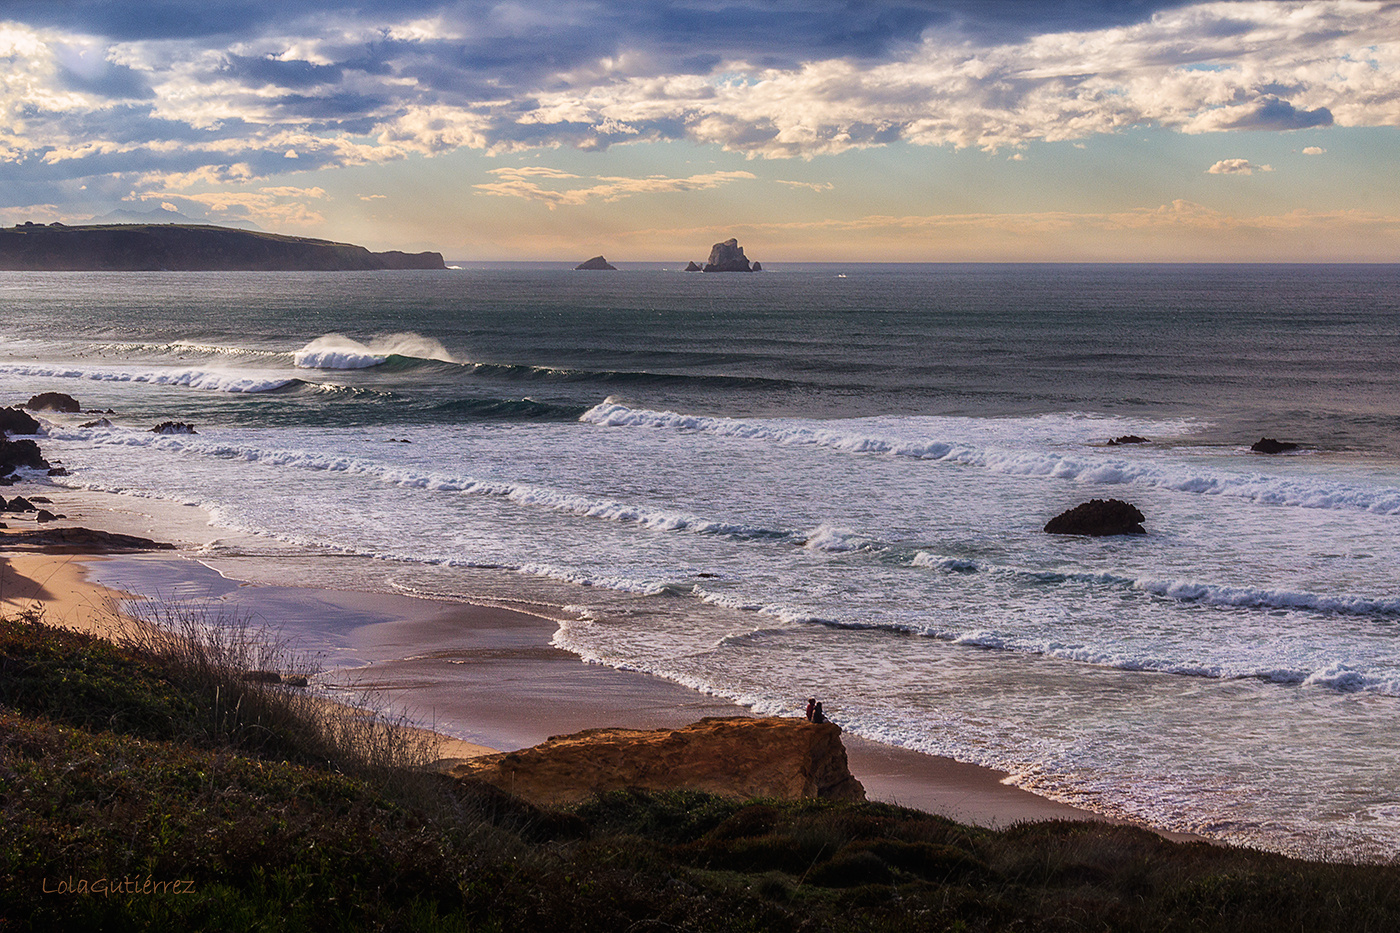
[0,222,445,272]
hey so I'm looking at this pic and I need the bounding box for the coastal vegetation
[3,608,1400,931]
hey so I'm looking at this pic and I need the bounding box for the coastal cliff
[448,716,866,806]
[0,222,445,271]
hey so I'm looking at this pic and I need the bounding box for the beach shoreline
[0,481,1200,838]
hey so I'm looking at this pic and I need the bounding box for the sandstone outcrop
[575,255,618,271]
[448,716,865,807]
[703,238,755,272]
[1044,499,1146,536]
[1251,437,1299,454]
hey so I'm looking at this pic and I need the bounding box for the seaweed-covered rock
[1251,437,1299,454]
[25,392,79,413]
[1044,499,1146,536]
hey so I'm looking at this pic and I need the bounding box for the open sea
[3,262,1400,860]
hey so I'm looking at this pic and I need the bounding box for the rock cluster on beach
[449,716,865,806]
[1044,499,1147,536]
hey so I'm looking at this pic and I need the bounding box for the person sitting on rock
[805,697,816,721]
[812,702,826,724]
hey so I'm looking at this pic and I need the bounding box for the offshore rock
[1251,437,1299,454]
[1107,434,1148,445]
[703,238,754,272]
[684,261,703,272]
[25,392,79,413]
[151,421,197,435]
[1044,499,1146,536]
[449,716,865,807]
[575,255,618,271]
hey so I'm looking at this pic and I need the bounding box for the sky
[1,0,1397,261]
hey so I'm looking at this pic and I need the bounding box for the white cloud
[776,180,835,192]
[1303,146,1327,154]
[474,168,757,208]
[1207,158,1274,175]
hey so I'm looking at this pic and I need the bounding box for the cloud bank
[0,1,1394,218]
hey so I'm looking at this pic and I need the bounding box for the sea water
[3,263,1399,860]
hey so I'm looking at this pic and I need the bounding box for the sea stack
[575,255,617,271]
[703,238,755,272]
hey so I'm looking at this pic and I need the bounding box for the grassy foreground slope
[2,612,1399,932]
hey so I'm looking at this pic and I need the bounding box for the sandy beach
[0,483,1190,834]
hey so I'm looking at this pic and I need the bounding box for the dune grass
[3,606,1400,932]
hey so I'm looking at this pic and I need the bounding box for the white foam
[582,402,1400,516]
[0,362,293,393]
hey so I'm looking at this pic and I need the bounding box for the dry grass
[111,597,438,777]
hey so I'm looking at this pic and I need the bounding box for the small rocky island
[682,238,761,272]
[574,255,617,271]
[0,222,445,272]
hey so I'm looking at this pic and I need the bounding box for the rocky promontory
[448,716,865,806]
[0,222,446,272]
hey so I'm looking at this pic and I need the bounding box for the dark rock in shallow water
[684,261,702,272]
[1251,437,1299,454]
[752,261,762,271]
[703,238,754,272]
[151,421,197,435]
[5,496,35,512]
[26,392,79,413]
[0,407,41,435]
[575,255,618,271]
[1044,499,1146,536]
[1107,434,1148,445]
[0,437,49,473]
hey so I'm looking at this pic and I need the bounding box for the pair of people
[804,697,826,724]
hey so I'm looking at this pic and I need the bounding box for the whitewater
[2,263,1399,860]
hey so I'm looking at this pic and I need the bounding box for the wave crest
[294,332,459,370]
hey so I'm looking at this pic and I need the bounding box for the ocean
[3,262,1399,860]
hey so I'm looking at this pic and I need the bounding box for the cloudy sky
[2,0,1397,261]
